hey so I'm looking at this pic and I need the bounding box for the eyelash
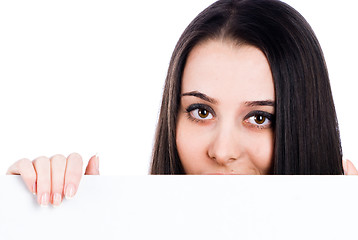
[243,110,275,129]
[185,104,275,129]
[186,104,215,123]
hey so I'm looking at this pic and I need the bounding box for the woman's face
[176,40,275,175]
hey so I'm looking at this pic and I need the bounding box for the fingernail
[32,183,37,195]
[65,184,76,200]
[40,193,49,207]
[52,193,62,207]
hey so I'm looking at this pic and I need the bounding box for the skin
[176,40,275,175]
[176,39,358,176]
[5,41,358,206]
[6,153,99,207]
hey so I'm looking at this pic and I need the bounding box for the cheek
[247,131,274,173]
[176,115,209,173]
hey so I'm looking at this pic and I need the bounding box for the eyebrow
[181,91,275,107]
[181,91,218,104]
[244,100,275,107]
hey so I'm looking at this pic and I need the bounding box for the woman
[150,0,344,175]
[7,0,358,206]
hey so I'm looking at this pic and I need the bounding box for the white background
[0,0,357,175]
[2,175,358,240]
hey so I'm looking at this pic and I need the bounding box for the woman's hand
[343,159,358,175]
[6,153,99,207]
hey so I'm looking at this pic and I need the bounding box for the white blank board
[1,175,358,239]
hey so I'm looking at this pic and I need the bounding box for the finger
[85,154,100,175]
[343,159,347,175]
[6,158,37,194]
[346,159,358,175]
[50,154,67,206]
[64,152,83,200]
[33,156,51,206]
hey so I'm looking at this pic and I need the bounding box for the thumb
[343,159,358,175]
[85,154,100,175]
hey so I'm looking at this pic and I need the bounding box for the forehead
[182,40,275,103]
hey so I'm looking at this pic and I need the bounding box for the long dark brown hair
[150,0,343,174]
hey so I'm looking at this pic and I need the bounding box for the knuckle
[16,158,31,169]
[68,152,83,164]
[32,156,51,181]
[33,156,50,164]
[50,154,66,163]
[15,159,33,175]
[66,172,81,182]
[23,173,37,183]
[37,175,51,185]
[65,168,83,182]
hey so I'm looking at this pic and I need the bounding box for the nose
[207,123,242,165]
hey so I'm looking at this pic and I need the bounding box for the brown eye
[198,109,209,118]
[190,107,213,120]
[254,115,266,124]
[244,111,273,129]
